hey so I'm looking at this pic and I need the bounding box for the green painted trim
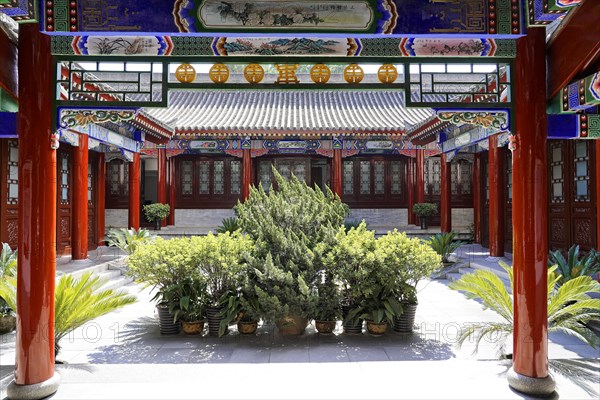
[0,89,18,112]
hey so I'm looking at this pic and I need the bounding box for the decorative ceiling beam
[0,21,17,99]
[548,114,599,139]
[0,0,37,23]
[526,0,581,26]
[59,109,138,129]
[547,0,600,99]
[436,110,510,131]
[549,69,600,113]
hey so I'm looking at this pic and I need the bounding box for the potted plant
[218,289,261,336]
[143,203,171,230]
[346,287,403,335]
[412,203,438,229]
[548,245,600,286]
[314,271,341,334]
[0,243,16,334]
[325,223,378,334]
[127,237,199,334]
[161,277,207,335]
[426,232,463,264]
[235,169,348,336]
[193,232,252,336]
[378,230,442,333]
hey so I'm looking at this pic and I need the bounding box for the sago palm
[449,261,600,355]
[0,272,136,357]
[105,227,155,255]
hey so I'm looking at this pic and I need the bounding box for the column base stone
[507,367,556,397]
[7,372,61,400]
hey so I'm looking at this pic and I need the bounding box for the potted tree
[378,230,442,333]
[314,271,341,334]
[127,237,199,334]
[412,203,438,229]
[218,289,261,336]
[143,203,171,230]
[235,169,347,336]
[193,232,252,336]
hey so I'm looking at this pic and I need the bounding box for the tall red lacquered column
[96,152,106,246]
[440,153,452,233]
[508,27,555,395]
[157,148,167,226]
[168,157,176,226]
[332,149,342,198]
[596,141,600,249]
[488,135,505,257]
[416,150,425,203]
[9,23,61,398]
[473,153,482,243]
[242,149,252,200]
[71,134,89,260]
[407,157,416,225]
[128,153,140,230]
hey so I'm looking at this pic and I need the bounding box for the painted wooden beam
[547,114,600,139]
[0,25,17,99]
[547,0,600,99]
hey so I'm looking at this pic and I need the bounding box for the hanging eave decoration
[0,0,37,23]
[59,109,138,129]
[436,110,510,131]
[526,0,581,26]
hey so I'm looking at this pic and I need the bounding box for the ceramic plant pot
[156,304,180,335]
[276,315,308,336]
[341,304,363,334]
[315,320,337,334]
[0,315,16,334]
[237,320,258,335]
[393,304,418,333]
[366,320,388,335]
[182,320,205,335]
[206,305,227,337]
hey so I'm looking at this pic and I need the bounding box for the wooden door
[424,156,441,226]
[548,140,597,252]
[57,147,73,255]
[504,148,513,253]
[87,154,97,250]
[0,139,18,249]
[480,152,490,248]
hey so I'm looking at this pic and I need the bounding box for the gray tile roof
[144,90,434,136]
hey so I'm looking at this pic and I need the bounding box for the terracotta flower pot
[367,320,388,335]
[276,315,308,336]
[315,320,337,334]
[0,315,16,334]
[182,320,205,335]
[237,320,258,335]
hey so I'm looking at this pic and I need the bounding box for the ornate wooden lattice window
[573,141,590,202]
[176,156,242,208]
[259,160,273,192]
[424,157,441,195]
[106,159,129,208]
[88,160,94,205]
[342,157,406,207]
[505,151,512,203]
[549,142,565,204]
[257,158,310,193]
[6,140,18,205]
[59,153,70,205]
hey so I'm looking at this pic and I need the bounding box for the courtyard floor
[0,245,598,399]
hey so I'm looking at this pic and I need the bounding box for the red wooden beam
[71,134,89,260]
[547,0,600,99]
[128,153,141,230]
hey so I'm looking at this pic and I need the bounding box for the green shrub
[143,203,171,222]
[215,217,241,234]
[161,277,207,323]
[548,245,599,285]
[343,219,364,232]
[412,203,438,217]
[449,261,600,355]
[105,228,155,255]
[0,243,16,317]
[127,237,199,304]
[426,231,463,263]
[235,169,347,323]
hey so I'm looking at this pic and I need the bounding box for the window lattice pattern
[391,161,402,195]
[374,161,385,195]
[573,141,590,202]
[549,143,564,204]
[213,160,224,195]
[360,161,371,195]
[343,161,354,195]
[230,160,241,195]
[60,154,70,205]
[7,140,18,205]
[259,161,272,192]
[505,152,512,202]
[88,161,93,205]
[451,163,458,195]
[199,161,210,195]
[425,158,441,195]
[181,161,193,195]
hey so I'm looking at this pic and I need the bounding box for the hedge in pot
[235,169,347,335]
[412,203,438,229]
[314,271,342,334]
[378,230,442,333]
[127,237,199,334]
[325,223,381,334]
[161,277,207,335]
[143,203,171,230]
[192,232,252,336]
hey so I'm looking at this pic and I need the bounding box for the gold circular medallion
[344,63,364,84]
[244,63,265,84]
[378,64,398,83]
[310,64,331,84]
[209,63,230,84]
[175,63,196,83]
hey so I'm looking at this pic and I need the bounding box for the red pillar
[128,153,140,230]
[440,153,452,233]
[157,148,167,227]
[332,149,342,198]
[488,135,505,257]
[508,27,555,395]
[416,150,425,203]
[96,152,106,246]
[473,153,482,243]
[596,141,600,250]
[10,23,60,397]
[242,149,252,200]
[71,134,89,260]
[407,157,416,225]
[168,157,176,226]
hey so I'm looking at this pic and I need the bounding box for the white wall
[105,209,128,229]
